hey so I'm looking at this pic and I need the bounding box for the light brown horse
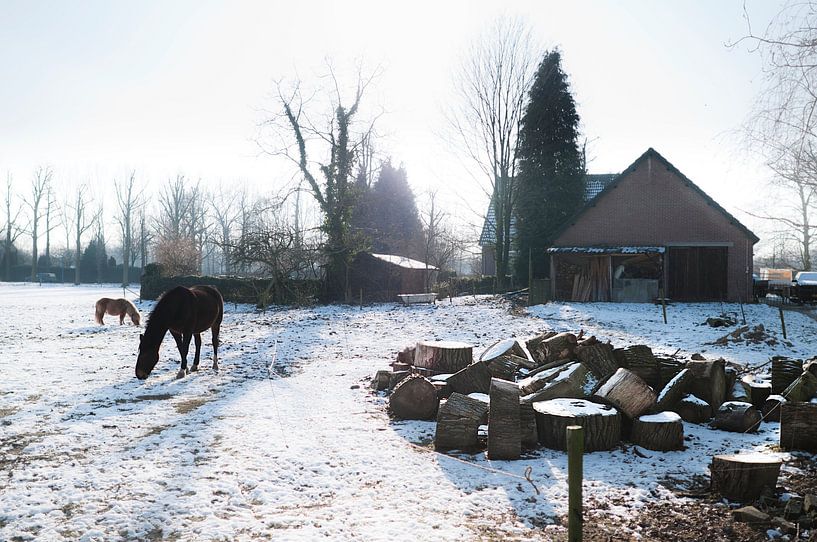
[95,298,141,326]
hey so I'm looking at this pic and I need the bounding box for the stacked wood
[618,345,660,389]
[761,394,786,422]
[485,356,519,381]
[389,370,411,390]
[771,357,804,395]
[673,394,712,423]
[741,375,772,408]
[519,365,567,396]
[389,375,439,420]
[467,393,490,424]
[487,379,521,460]
[371,370,392,391]
[533,398,620,451]
[571,256,611,301]
[711,453,782,502]
[435,393,489,451]
[447,361,491,395]
[782,371,817,402]
[780,402,817,452]
[593,368,656,419]
[413,341,473,375]
[631,411,684,451]
[519,402,538,448]
[687,358,727,409]
[480,338,536,370]
[429,375,453,399]
[804,358,817,377]
[391,362,411,372]
[724,366,739,400]
[728,380,750,403]
[654,368,691,412]
[657,356,685,389]
[521,363,594,404]
[526,332,577,366]
[576,342,618,380]
[712,401,761,433]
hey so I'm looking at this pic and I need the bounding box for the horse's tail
[94,302,104,325]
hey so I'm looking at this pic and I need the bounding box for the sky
[0,0,788,254]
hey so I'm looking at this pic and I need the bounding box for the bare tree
[448,17,538,290]
[114,171,144,285]
[155,175,209,275]
[2,174,27,281]
[68,184,96,285]
[26,166,52,280]
[420,190,466,289]
[259,67,379,299]
[209,185,243,275]
[43,184,59,269]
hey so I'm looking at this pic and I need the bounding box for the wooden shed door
[667,247,728,301]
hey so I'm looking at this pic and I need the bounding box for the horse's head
[131,310,141,327]
[135,334,158,379]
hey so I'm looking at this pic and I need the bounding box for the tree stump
[631,412,684,451]
[761,394,787,422]
[593,368,656,419]
[741,375,772,408]
[413,341,473,375]
[780,401,817,452]
[371,370,392,391]
[532,398,621,452]
[686,358,727,409]
[712,401,761,433]
[655,368,691,412]
[447,360,492,395]
[618,345,660,389]
[711,453,782,502]
[782,371,817,402]
[526,332,577,365]
[434,393,489,450]
[487,378,521,460]
[672,394,712,423]
[576,342,618,380]
[520,402,538,448]
[389,375,439,420]
[771,356,803,395]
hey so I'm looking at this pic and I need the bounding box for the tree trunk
[525,332,577,366]
[712,401,761,433]
[533,398,621,452]
[371,370,391,391]
[772,356,803,395]
[389,375,439,420]
[686,359,727,409]
[780,401,817,452]
[435,393,489,451]
[593,368,656,419]
[782,371,817,402]
[414,341,473,375]
[446,361,492,395]
[673,394,712,423]
[655,368,691,412]
[710,454,782,503]
[761,394,787,422]
[576,342,618,380]
[617,345,659,389]
[487,378,521,460]
[631,412,684,451]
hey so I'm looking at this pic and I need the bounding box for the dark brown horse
[135,285,223,380]
[95,297,141,326]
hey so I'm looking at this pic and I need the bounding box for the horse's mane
[144,287,182,330]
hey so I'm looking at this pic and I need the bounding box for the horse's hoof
[176,369,187,379]
[190,365,199,373]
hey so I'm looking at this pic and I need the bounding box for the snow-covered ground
[0,284,815,541]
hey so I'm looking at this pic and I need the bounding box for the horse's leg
[170,331,188,379]
[211,323,221,373]
[119,313,125,325]
[190,333,202,372]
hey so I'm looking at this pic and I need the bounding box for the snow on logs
[434,393,489,451]
[711,401,761,433]
[672,394,712,423]
[631,412,684,451]
[525,332,577,366]
[413,341,473,375]
[710,453,782,503]
[487,378,522,460]
[592,368,656,419]
[533,398,621,452]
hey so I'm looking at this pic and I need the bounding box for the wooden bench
[398,293,437,305]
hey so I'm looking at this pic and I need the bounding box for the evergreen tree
[514,50,585,282]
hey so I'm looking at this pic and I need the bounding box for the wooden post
[567,425,583,542]
[779,307,787,339]
[659,288,667,324]
[739,298,746,325]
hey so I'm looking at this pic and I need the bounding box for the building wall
[481,246,496,276]
[552,154,755,301]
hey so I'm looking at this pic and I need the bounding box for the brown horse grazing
[95,298,141,326]
[135,285,223,380]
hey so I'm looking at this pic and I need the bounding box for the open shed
[349,252,438,302]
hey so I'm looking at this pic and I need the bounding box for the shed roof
[370,253,438,270]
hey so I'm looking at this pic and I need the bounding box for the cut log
[520,363,595,403]
[480,338,536,369]
[434,393,489,451]
[431,380,452,399]
[396,345,416,366]
[780,401,817,452]
[484,355,519,381]
[771,356,804,395]
[447,360,491,395]
[413,340,473,375]
[686,358,727,409]
[712,401,761,433]
[710,453,782,502]
[593,368,656,419]
[654,368,691,412]
[672,394,712,423]
[657,356,685,389]
[741,375,772,408]
[618,345,660,389]
[576,342,618,380]
[371,369,392,391]
[526,332,577,366]
[728,380,750,403]
[782,371,817,402]
[389,375,439,420]
[804,359,817,378]
[389,370,411,390]
[532,398,621,452]
[761,394,787,422]
[391,362,411,372]
[724,366,738,400]
[487,378,521,460]
[631,412,684,451]
[520,402,538,448]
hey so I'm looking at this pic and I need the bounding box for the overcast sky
[0,0,786,252]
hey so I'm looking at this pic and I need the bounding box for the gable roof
[551,148,759,245]
[369,253,438,270]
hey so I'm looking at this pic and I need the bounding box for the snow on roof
[547,246,665,255]
[369,253,437,270]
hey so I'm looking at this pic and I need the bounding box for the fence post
[659,288,667,324]
[779,306,787,340]
[567,425,583,542]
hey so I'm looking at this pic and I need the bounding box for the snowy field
[1,283,815,541]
